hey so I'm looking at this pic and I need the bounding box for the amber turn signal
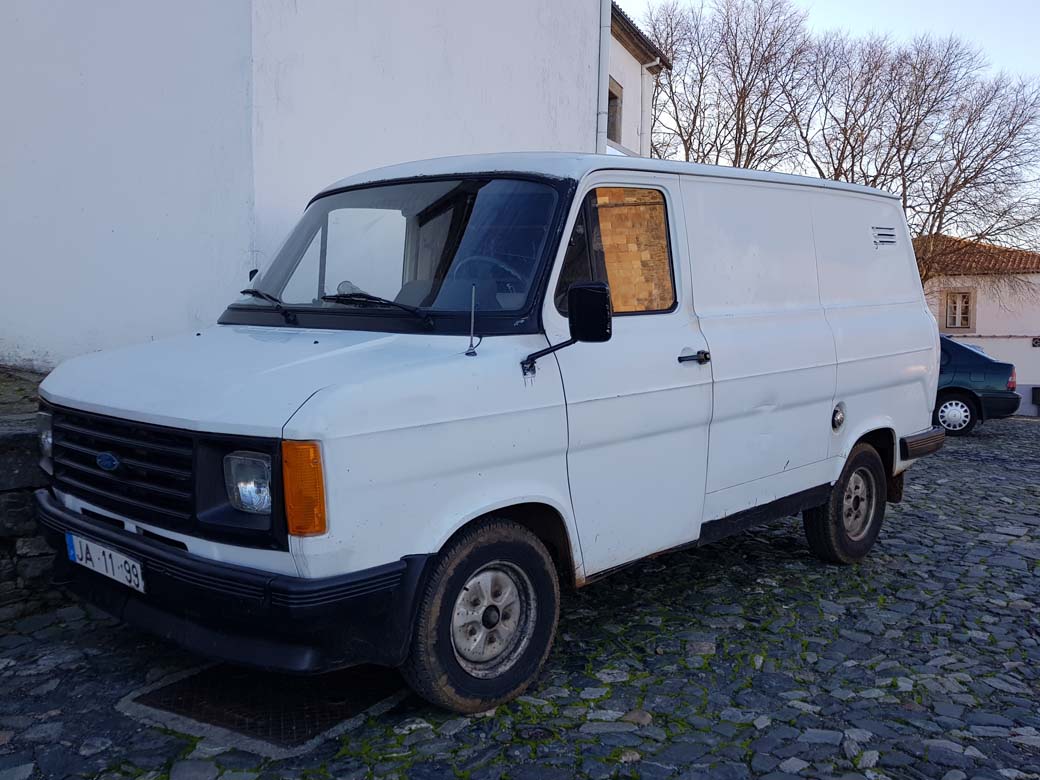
[281,440,327,536]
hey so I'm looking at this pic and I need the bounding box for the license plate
[65,533,145,593]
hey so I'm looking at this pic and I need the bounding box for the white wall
[249,0,601,274]
[972,274,1040,336]
[1,0,600,369]
[0,0,255,369]
[607,36,645,155]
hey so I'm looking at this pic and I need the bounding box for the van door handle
[678,350,711,365]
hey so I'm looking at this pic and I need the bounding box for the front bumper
[900,425,945,460]
[36,489,431,673]
[979,391,1021,420]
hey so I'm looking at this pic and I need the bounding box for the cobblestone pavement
[1,418,1038,780]
[0,367,42,417]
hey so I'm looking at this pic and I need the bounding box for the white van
[35,153,944,713]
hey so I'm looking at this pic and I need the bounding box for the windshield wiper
[321,292,434,330]
[239,288,297,324]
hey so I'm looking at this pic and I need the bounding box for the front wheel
[401,519,560,713]
[803,442,887,564]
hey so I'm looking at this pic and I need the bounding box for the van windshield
[236,178,559,329]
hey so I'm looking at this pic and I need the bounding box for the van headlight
[223,451,272,514]
[38,411,53,473]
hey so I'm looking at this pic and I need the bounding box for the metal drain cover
[120,664,405,758]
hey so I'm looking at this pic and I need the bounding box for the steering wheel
[451,255,525,286]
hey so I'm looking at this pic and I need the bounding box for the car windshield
[239,178,559,320]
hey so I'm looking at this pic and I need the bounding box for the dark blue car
[936,336,1020,435]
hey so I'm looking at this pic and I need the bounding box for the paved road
[1,418,1038,780]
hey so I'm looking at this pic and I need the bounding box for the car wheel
[934,393,977,436]
[401,518,560,713]
[803,442,887,564]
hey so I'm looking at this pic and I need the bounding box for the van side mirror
[521,282,613,376]
[568,282,612,343]
[248,268,259,281]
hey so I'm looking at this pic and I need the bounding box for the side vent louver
[872,226,897,248]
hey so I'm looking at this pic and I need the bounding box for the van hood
[40,325,469,436]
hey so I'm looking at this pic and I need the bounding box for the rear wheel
[401,518,560,713]
[803,443,887,564]
[934,392,977,436]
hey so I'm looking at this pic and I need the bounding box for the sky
[614,0,1040,77]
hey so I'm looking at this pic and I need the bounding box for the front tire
[803,442,887,564]
[402,518,560,713]
[934,392,978,436]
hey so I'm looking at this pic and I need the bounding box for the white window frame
[943,289,974,332]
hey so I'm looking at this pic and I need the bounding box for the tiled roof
[913,235,1040,276]
[611,2,672,72]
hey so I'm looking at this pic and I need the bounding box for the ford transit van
[35,153,944,713]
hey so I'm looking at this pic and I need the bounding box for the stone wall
[0,369,63,621]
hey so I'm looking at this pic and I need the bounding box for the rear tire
[934,392,978,436]
[401,518,560,713]
[803,443,887,564]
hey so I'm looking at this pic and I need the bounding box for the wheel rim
[938,399,971,431]
[842,466,877,541]
[451,561,536,679]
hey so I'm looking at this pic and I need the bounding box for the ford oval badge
[96,451,120,472]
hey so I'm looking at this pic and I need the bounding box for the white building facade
[605,4,669,156]
[1,1,665,369]
[926,266,1040,417]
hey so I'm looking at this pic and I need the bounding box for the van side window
[555,187,676,315]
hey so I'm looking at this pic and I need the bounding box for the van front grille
[45,403,287,550]
[51,407,196,530]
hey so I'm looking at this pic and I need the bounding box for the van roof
[316,152,899,201]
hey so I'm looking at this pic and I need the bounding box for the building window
[555,187,676,315]
[945,291,973,329]
[607,78,622,144]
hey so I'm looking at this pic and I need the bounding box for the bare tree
[913,84,1040,305]
[712,0,809,169]
[645,1,721,162]
[786,32,893,184]
[911,73,1040,290]
[645,0,808,168]
[785,32,1040,299]
[643,0,1040,299]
